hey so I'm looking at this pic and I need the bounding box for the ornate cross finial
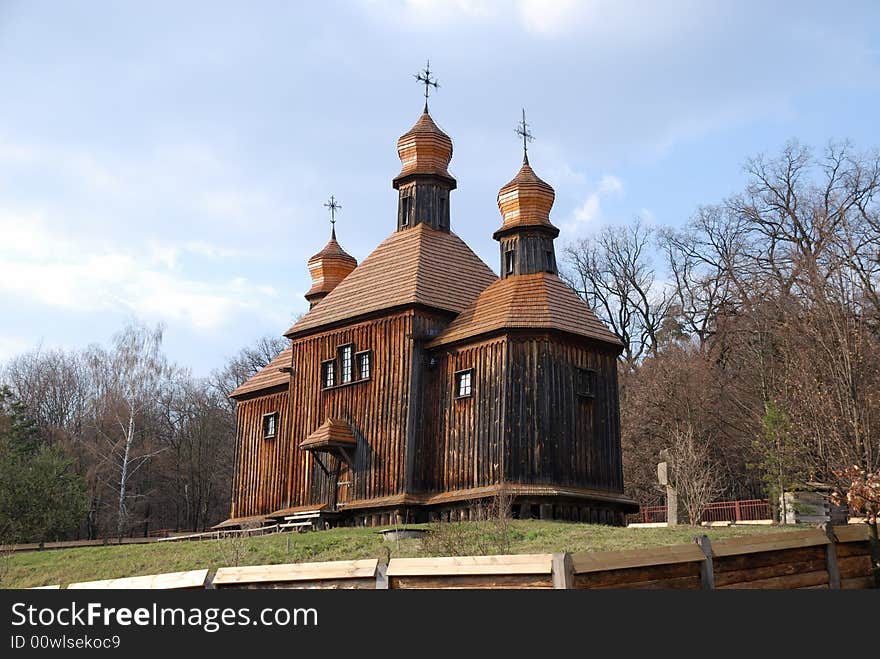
[414,60,439,112]
[515,108,534,164]
[324,195,341,239]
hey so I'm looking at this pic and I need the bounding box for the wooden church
[222,83,637,529]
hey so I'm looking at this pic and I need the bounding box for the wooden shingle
[286,224,498,337]
[229,346,292,399]
[427,273,622,348]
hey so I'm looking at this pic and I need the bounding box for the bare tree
[659,205,748,346]
[210,334,289,411]
[563,218,670,369]
[84,323,176,537]
[666,424,724,525]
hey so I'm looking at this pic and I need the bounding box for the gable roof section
[286,224,498,337]
[229,346,292,399]
[426,273,622,349]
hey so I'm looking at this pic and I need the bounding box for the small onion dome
[304,233,357,306]
[392,109,455,188]
[494,160,558,238]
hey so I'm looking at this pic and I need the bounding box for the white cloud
[362,0,588,34]
[518,0,582,35]
[563,174,624,235]
[0,211,278,332]
[598,174,622,195]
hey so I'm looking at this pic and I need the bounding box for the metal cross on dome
[515,108,534,164]
[324,195,341,237]
[414,60,439,111]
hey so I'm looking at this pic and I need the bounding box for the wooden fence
[31,525,877,591]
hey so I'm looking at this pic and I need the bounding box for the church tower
[304,196,357,308]
[493,110,559,277]
[392,62,456,232]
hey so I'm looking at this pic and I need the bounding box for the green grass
[1,521,806,589]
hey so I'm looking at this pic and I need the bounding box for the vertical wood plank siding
[421,337,506,493]
[231,315,625,518]
[232,390,289,518]
[502,335,623,492]
[286,311,415,509]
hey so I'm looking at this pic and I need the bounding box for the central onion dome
[494,160,557,236]
[393,109,455,188]
[304,229,357,307]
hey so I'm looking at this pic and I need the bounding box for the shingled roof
[285,223,498,337]
[426,273,622,349]
[300,418,358,452]
[229,346,292,399]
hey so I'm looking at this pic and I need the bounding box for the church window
[322,359,336,388]
[576,367,597,398]
[505,250,515,275]
[356,351,371,380]
[546,250,555,273]
[262,412,278,440]
[340,345,353,383]
[401,195,413,226]
[455,369,473,398]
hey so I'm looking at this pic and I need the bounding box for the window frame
[321,358,336,389]
[401,194,413,226]
[505,249,515,275]
[576,367,598,399]
[454,368,474,400]
[262,411,279,440]
[339,343,354,384]
[355,350,372,381]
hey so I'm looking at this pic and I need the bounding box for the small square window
[576,367,597,398]
[455,369,473,398]
[356,351,371,380]
[322,360,336,388]
[262,412,278,439]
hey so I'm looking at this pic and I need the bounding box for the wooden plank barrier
[386,554,554,589]
[68,569,209,590]
[571,544,706,589]
[212,559,379,589]
[830,524,876,590]
[25,525,879,590]
[710,530,831,589]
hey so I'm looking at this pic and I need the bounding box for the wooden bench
[278,511,325,532]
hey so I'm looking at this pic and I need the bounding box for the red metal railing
[699,498,772,523]
[626,505,668,524]
[626,498,772,525]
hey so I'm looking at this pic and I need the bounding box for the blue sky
[1,0,878,375]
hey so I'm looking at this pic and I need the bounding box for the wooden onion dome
[493,158,560,278]
[392,110,456,232]
[394,110,455,184]
[495,160,558,236]
[304,228,357,308]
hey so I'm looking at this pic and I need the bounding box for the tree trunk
[117,412,134,538]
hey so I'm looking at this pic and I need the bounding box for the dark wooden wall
[420,332,622,497]
[285,311,416,509]
[231,389,289,518]
[498,230,557,277]
[502,335,623,492]
[231,314,625,520]
[419,336,506,492]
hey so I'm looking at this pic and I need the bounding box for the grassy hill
[1,521,805,589]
